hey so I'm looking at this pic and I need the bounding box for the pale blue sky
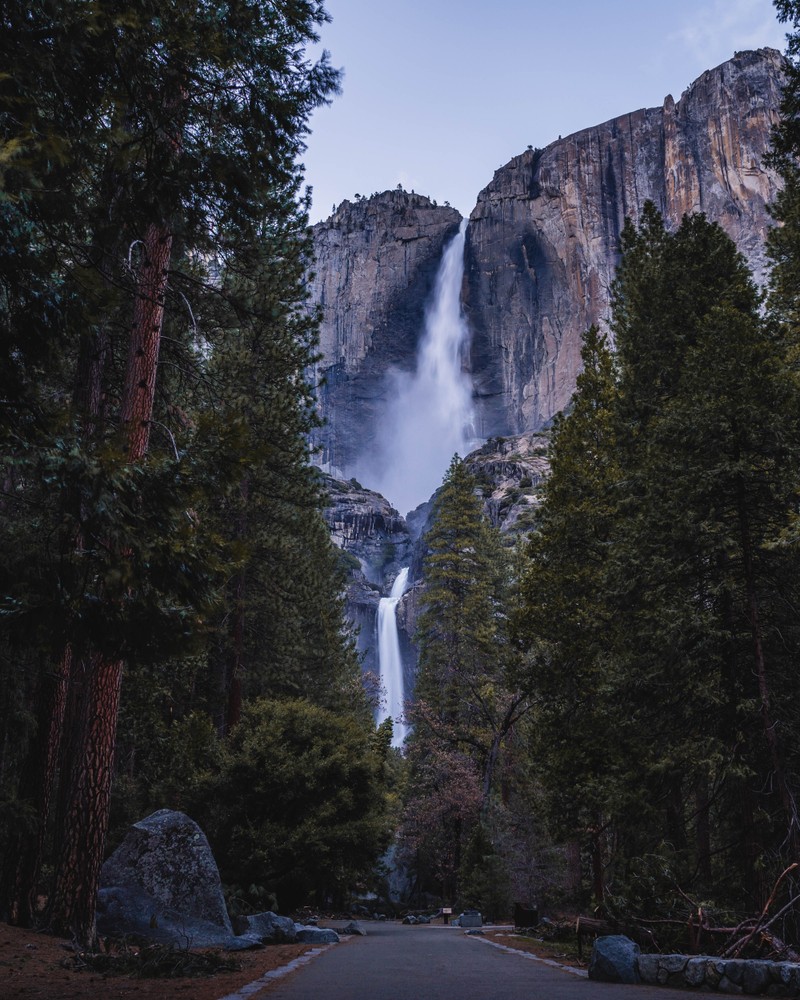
[303,0,786,222]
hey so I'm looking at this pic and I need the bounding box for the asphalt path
[260,922,694,1000]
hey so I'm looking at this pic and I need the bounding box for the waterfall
[360,219,476,516]
[376,567,410,748]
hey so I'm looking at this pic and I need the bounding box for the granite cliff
[309,49,784,462]
[321,475,414,682]
[465,48,785,436]
[312,48,785,702]
[309,190,461,476]
[322,432,549,687]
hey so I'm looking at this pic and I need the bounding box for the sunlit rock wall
[464,48,785,437]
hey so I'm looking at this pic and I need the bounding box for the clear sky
[302,0,786,223]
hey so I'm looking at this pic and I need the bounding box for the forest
[2,0,800,961]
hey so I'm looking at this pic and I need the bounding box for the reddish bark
[120,222,173,459]
[49,652,123,943]
[49,221,173,944]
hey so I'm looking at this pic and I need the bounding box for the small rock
[458,910,482,929]
[295,927,340,944]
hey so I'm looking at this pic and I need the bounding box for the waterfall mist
[376,567,410,748]
[357,220,476,516]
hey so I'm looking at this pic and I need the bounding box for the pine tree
[0,1,341,943]
[518,206,800,912]
[403,456,530,902]
[515,326,623,905]
[611,208,800,893]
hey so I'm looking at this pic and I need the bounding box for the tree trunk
[226,479,250,733]
[120,221,173,459]
[7,647,73,926]
[737,484,800,858]
[695,774,712,885]
[49,652,123,943]
[589,818,605,910]
[740,778,766,911]
[48,221,173,945]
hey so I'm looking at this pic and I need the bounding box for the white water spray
[361,220,476,516]
[376,567,410,748]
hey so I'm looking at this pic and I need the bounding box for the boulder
[342,921,367,936]
[223,933,265,952]
[589,935,641,984]
[295,926,340,944]
[100,809,232,936]
[240,911,298,944]
[96,886,234,949]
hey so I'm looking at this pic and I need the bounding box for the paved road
[260,923,692,1000]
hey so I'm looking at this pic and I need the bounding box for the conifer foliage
[519,204,800,915]
[0,1,383,945]
[402,456,532,909]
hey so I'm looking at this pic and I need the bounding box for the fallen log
[575,916,612,959]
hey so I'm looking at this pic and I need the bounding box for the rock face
[322,475,414,680]
[465,433,550,535]
[464,48,785,437]
[309,190,462,476]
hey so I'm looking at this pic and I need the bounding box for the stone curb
[637,953,800,996]
[214,944,334,1000]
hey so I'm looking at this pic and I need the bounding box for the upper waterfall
[358,219,476,516]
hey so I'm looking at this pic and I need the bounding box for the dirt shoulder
[0,922,317,1000]
[483,929,588,970]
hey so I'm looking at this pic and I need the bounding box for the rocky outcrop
[309,191,462,476]
[464,48,785,437]
[322,474,414,679]
[466,433,549,535]
[323,433,549,685]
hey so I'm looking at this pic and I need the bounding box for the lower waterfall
[376,567,410,748]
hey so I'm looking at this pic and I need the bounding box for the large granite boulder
[99,809,233,943]
[589,935,641,984]
[96,885,242,948]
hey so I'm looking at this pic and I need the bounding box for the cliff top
[316,188,461,232]
[477,47,785,203]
